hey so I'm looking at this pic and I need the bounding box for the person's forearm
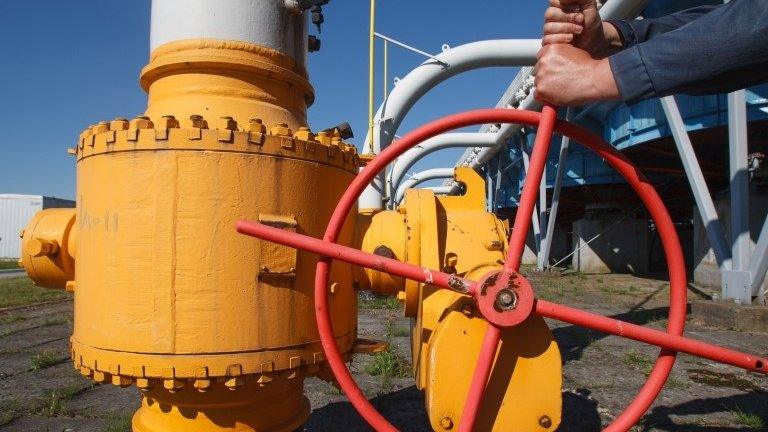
[606,5,719,48]
[609,0,768,104]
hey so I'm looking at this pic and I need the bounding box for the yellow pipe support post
[367,0,376,154]
[20,14,362,432]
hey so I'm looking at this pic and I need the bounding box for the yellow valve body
[22,38,361,432]
[359,168,563,432]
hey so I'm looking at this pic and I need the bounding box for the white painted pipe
[388,133,498,204]
[394,168,455,204]
[363,39,541,154]
[358,39,540,212]
[150,0,308,66]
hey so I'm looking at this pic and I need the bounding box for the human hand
[543,0,622,58]
[534,44,620,106]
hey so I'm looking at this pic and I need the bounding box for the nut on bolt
[217,116,237,130]
[249,118,266,133]
[440,416,454,430]
[157,115,180,129]
[130,116,153,129]
[92,121,110,134]
[109,118,129,131]
[444,252,458,269]
[293,126,315,142]
[163,379,184,392]
[538,415,552,428]
[315,130,332,145]
[193,379,212,392]
[189,114,208,129]
[495,288,518,311]
[270,123,292,137]
[460,303,474,317]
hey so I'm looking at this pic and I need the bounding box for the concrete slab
[691,299,768,333]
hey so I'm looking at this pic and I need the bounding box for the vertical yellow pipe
[383,39,388,101]
[367,0,376,154]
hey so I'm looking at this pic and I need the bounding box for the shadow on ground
[304,386,604,432]
[305,386,429,432]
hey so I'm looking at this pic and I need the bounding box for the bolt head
[440,416,454,430]
[495,288,518,310]
[539,415,552,428]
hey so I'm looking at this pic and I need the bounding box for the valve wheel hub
[475,270,534,328]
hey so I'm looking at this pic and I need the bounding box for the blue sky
[0,0,546,200]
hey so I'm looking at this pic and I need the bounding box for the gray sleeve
[607,0,768,104]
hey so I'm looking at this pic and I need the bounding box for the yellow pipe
[367,0,376,154]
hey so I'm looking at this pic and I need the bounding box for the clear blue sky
[0,0,546,200]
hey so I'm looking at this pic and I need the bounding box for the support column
[540,108,573,269]
[724,90,752,303]
[660,96,733,297]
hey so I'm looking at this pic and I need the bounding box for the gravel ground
[0,272,766,432]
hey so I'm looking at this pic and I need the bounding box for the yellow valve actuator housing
[357,168,564,432]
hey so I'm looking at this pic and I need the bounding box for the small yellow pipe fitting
[19,208,76,289]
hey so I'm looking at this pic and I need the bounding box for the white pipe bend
[394,167,456,204]
[388,133,498,205]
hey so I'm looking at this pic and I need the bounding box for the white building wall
[0,195,75,259]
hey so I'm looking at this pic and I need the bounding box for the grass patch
[364,350,410,377]
[730,406,765,429]
[364,318,411,393]
[101,411,133,432]
[0,277,70,309]
[30,350,65,371]
[664,375,689,390]
[623,350,653,375]
[358,294,401,310]
[601,284,632,295]
[392,326,410,337]
[0,314,25,324]
[0,260,20,270]
[43,317,69,327]
[34,383,84,416]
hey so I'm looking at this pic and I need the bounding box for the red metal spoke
[236,221,475,295]
[535,299,767,373]
[457,325,502,432]
[505,104,558,271]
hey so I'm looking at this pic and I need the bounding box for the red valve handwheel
[237,108,768,432]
